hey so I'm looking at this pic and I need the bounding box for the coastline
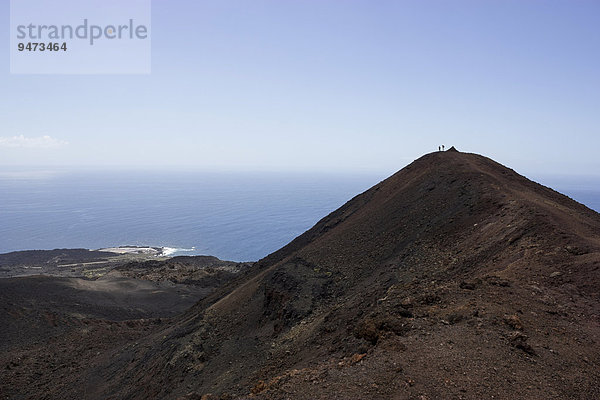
[0,246,189,279]
[96,245,198,257]
[97,246,172,257]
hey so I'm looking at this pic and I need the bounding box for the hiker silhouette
[442,145,445,151]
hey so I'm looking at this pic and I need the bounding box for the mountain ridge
[98,150,600,399]
[4,150,600,399]
[86,150,597,399]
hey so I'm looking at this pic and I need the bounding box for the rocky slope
[3,149,600,399]
[0,255,248,400]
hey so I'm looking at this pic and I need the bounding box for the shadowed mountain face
[7,151,600,399]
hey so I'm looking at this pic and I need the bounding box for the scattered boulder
[350,353,366,364]
[355,318,379,344]
[459,279,480,290]
[446,312,466,325]
[354,313,408,344]
[503,315,524,330]
[565,245,587,255]
[400,297,414,308]
[509,332,536,355]
[250,380,267,395]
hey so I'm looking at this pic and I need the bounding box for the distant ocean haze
[0,168,598,261]
[0,169,382,261]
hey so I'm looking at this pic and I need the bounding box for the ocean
[0,169,598,262]
[0,169,382,261]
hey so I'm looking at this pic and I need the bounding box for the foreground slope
[56,151,600,398]
[0,256,247,400]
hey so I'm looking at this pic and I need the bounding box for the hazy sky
[1,1,599,176]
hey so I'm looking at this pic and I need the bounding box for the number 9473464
[18,42,67,52]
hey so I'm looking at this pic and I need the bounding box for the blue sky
[1,0,599,176]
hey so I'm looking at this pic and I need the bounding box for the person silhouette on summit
[438,146,441,151]
[442,145,445,151]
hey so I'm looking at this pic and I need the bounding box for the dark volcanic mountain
[4,150,600,399]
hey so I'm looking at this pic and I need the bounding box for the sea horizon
[1,167,598,262]
[0,168,384,261]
